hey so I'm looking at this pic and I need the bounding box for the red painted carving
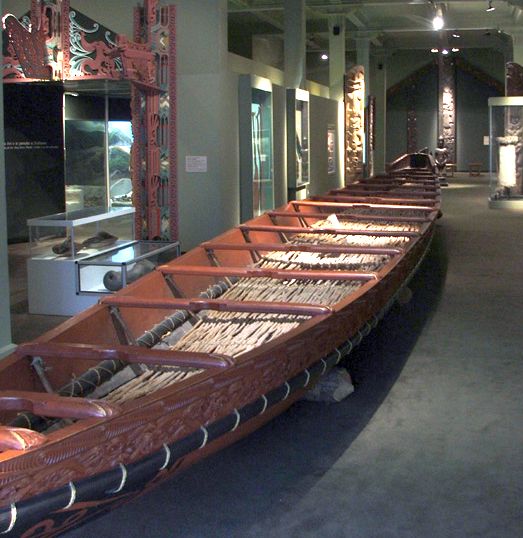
[111,35,158,91]
[168,5,178,241]
[61,0,71,80]
[2,13,51,79]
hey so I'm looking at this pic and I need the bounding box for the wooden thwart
[101,296,332,316]
[270,211,429,223]
[159,264,378,281]
[316,195,438,206]
[201,241,402,256]
[291,200,436,214]
[239,224,420,238]
[0,390,119,420]
[312,195,437,207]
[17,342,234,368]
[0,426,47,451]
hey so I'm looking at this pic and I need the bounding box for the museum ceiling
[228,0,522,56]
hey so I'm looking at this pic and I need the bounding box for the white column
[0,0,14,358]
[175,0,240,249]
[252,35,284,69]
[356,35,371,99]
[328,15,346,101]
[511,31,523,66]
[284,0,306,89]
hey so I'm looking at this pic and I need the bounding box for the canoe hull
[0,165,440,537]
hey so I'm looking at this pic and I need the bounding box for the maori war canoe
[0,153,440,537]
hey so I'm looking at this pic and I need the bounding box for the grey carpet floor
[63,176,523,537]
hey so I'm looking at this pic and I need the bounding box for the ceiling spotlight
[441,49,449,55]
[320,53,329,61]
[452,48,460,52]
[486,0,495,12]
[431,48,439,53]
[432,7,444,30]
[452,32,461,38]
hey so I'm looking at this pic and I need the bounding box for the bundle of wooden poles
[16,204,425,419]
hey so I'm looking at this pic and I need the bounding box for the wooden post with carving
[344,65,365,184]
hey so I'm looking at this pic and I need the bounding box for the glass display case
[28,207,135,260]
[64,93,133,212]
[238,75,275,220]
[286,88,310,199]
[77,240,180,294]
[488,96,523,209]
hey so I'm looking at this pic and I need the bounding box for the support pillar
[356,35,371,99]
[0,0,15,358]
[252,35,284,70]
[175,0,239,250]
[328,15,346,101]
[284,0,306,89]
[372,51,388,174]
[511,30,523,67]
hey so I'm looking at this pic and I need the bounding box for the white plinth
[27,258,99,316]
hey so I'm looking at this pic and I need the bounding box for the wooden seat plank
[101,297,332,317]
[158,264,378,281]
[17,342,234,368]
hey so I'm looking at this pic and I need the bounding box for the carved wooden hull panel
[344,66,365,183]
[0,155,440,536]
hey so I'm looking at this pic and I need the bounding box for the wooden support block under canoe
[16,342,235,368]
[101,296,332,316]
[158,264,378,281]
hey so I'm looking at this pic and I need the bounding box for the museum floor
[8,173,523,537]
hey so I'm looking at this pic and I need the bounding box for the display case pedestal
[28,258,98,316]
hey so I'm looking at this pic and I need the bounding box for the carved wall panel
[507,62,523,97]
[344,65,365,183]
[366,95,375,177]
[438,56,456,164]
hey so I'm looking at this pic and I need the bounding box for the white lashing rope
[160,443,171,470]
[0,504,16,535]
[231,409,241,432]
[260,395,268,414]
[109,464,127,494]
[63,482,77,510]
[199,426,209,449]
